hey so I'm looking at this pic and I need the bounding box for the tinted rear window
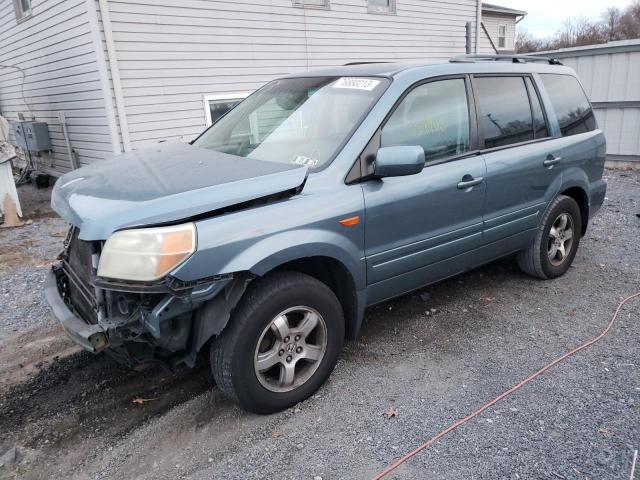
[540,74,596,137]
[475,76,534,149]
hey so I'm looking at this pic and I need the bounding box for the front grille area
[59,228,99,324]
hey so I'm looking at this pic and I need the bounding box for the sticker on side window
[292,155,319,167]
[333,77,380,91]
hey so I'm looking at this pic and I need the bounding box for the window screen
[292,0,330,8]
[381,79,470,162]
[368,0,396,13]
[525,78,549,139]
[475,76,534,148]
[498,25,506,48]
[540,74,596,137]
[13,0,31,20]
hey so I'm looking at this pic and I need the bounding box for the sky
[492,0,633,38]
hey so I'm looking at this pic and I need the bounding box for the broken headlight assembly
[97,223,196,282]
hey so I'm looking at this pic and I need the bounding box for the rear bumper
[45,269,109,353]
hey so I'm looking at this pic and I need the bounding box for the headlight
[98,223,196,282]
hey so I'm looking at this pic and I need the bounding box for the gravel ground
[0,185,67,336]
[0,170,638,480]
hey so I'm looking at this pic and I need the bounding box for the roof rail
[343,61,390,66]
[450,54,563,66]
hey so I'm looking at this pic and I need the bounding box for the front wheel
[210,271,344,414]
[517,195,582,279]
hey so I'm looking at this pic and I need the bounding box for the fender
[225,230,366,290]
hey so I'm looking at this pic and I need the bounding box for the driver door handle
[457,176,484,190]
[543,155,562,167]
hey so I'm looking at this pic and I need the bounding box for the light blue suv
[46,56,606,413]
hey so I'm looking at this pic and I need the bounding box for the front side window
[194,76,389,170]
[13,0,32,21]
[540,74,596,137]
[498,25,507,48]
[381,79,470,162]
[368,0,396,14]
[475,76,534,149]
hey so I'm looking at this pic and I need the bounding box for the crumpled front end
[45,227,249,369]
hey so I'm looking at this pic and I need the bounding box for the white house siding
[0,0,115,174]
[104,0,480,149]
[479,12,515,53]
[538,41,640,163]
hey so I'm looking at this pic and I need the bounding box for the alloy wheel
[547,212,574,266]
[254,306,328,393]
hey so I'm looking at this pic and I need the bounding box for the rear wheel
[517,195,582,279]
[210,271,344,413]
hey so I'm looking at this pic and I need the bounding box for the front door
[362,77,486,304]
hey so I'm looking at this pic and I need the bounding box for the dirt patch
[0,326,80,395]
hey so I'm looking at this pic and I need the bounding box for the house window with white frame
[203,93,251,127]
[498,25,507,49]
[292,0,330,9]
[368,0,396,14]
[13,0,32,21]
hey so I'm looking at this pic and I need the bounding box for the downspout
[85,0,121,155]
[97,0,132,152]
[475,0,482,53]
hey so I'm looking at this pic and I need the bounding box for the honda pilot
[46,56,606,413]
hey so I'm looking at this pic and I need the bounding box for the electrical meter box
[9,121,51,151]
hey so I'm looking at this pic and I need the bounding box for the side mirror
[373,146,425,178]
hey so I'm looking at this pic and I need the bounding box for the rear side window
[475,76,534,148]
[540,74,596,137]
[381,78,470,162]
[525,78,549,139]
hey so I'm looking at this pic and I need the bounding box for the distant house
[480,3,527,54]
[0,0,523,176]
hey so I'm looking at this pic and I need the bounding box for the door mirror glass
[374,145,424,177]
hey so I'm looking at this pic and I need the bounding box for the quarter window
[540,74,596,137]
[13,0,32,21]
[475,76,534,149]
[368,0,396,14]
[498,25,507,49]
[381,79,470,162]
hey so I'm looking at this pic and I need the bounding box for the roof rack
[343,61,390,66]
[450,54,563,66]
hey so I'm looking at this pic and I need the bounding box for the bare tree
[603,7,624,40]
[515,0,640,53]
[515,29,545,53]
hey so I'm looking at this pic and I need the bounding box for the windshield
[193,76,389,170]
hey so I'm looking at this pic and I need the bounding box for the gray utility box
[9,121,51,151]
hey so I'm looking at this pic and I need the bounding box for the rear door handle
[543,155,562,167]
[457,176,484,190]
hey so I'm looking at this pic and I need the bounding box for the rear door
[362,76,487,304]
[474,75,560,245]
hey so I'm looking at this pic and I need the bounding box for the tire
[210,271,344,414]
[517,195,582,279]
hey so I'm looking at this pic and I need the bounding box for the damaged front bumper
[44,269,109,353]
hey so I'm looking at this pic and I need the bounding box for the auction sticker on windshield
[333,77,381,91]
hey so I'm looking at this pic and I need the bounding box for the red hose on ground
[372,292,640,480]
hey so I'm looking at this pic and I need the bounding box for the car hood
[51,142,308,240]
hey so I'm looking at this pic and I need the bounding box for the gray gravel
[0,185,67,337]
[0,169,638,480]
